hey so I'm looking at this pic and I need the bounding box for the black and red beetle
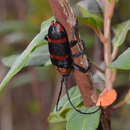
[45,21,100,114]
[45,21,72,75]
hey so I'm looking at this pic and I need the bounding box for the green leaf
[77,0,100,14]
[54,86,82,114]
[48,86,82,123]
[66,106,101,130]
[112,20,130,47]
[2,45,49,67]
[77,6,103,29]
[78,17,98,29]
[109,48,130,70]
[49,122,66,130]
[0,17,52,91]
[2,55,18,67]
[41,17,55,31]
[96,0,104,12]
[49,113,66,123]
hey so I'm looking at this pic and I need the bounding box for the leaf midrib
[113,21,130,46]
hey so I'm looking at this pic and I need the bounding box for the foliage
[49,86,101,130]
[0,0,130,130]
[2,45,49,67]
[112,20,130,48]
[109,48,130,70]
[77,5,103,29]
[66,107,101,130]
[0,17,54,91]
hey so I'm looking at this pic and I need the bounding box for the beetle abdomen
[47,21,72,68]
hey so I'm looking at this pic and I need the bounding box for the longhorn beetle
[45,21,100,114]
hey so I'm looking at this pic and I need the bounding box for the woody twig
[49,0,98,106]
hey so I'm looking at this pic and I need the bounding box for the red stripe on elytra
[50,54,68,60]
[48,37,66,44]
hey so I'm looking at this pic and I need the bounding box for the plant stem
[92,63,105,73]
[49,0,98,106]
[103,0,115,90]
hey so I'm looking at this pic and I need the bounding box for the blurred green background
[0,0,129,130]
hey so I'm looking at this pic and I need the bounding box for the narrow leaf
[41,17,55,31]
[77,0,100,14]
[78,17,98,29]
[77,5,103,29]
[2,45,49,67]
[96,0,104,12]
[0,18,52,91]
[54,86,82,114]
[109,48,130,70]
[49,86,82,123]
[112,20,130,47]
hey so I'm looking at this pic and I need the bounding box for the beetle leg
[70,40,91,73]
[71,40,85,58]
[72,60,91,73]
[69,40,77,48]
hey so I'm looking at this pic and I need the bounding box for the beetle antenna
[64,76,101,114]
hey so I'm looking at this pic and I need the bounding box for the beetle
[45,21,72,75]
[45,21,100,114]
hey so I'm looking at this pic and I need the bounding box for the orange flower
[96,88,117,107]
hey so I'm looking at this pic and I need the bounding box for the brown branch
[49,0,98,106]
[94,28,106,44]
[92,63,105,73]
[112,99,126,109]
[100,108,111,130]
